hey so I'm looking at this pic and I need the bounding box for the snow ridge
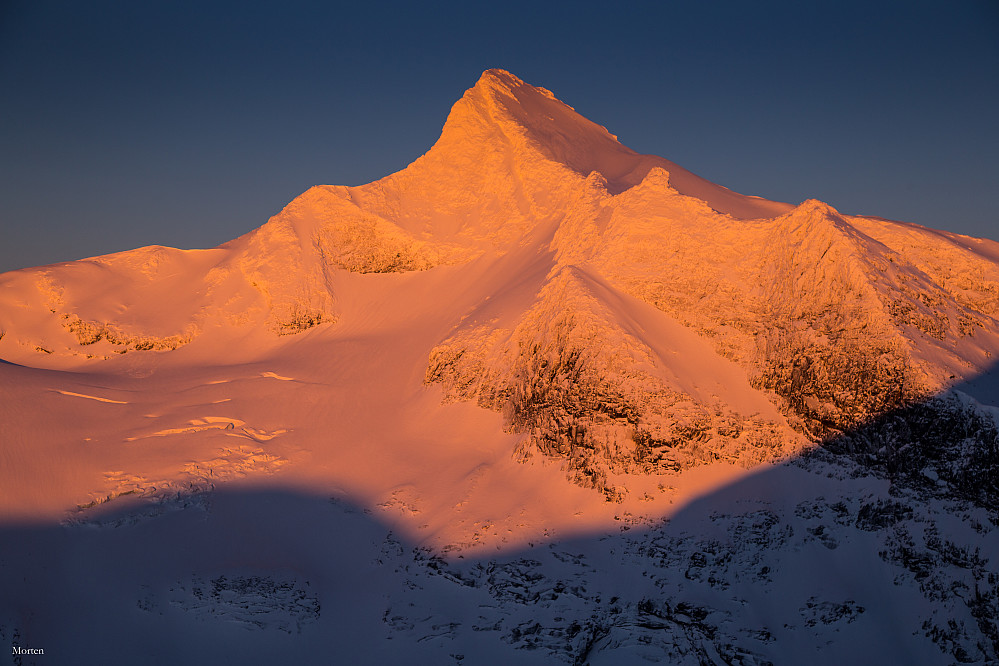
[1,68,998,665]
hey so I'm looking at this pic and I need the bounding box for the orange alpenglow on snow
[1,68,997,548]
[3,68,999,665]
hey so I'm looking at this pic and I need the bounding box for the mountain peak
[428,70,792,219]
[471,68,566,107]
[425,70,654,207]
[478,67,519,83]
[3,67,998,666]
[441,68,616,149]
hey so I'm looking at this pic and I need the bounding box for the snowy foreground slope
[1,69,998,664]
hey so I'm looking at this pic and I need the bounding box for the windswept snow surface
[2,70,999,664]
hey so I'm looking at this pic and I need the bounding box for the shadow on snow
[1,364,997,666]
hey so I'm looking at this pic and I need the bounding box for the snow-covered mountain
[1,69,997,664]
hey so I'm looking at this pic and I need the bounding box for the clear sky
[1,1,997,272]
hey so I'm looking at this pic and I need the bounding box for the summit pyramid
[2,69,995,491]
[2,70,998,664]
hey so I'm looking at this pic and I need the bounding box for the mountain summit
[2,67,997,495]
[432,69,791,219]
[2,69,999,664]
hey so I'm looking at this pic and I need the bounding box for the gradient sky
[1,1,997,273]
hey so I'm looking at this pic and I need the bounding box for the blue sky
[1,1,996,272]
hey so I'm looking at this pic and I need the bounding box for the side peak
[793,199,841,216]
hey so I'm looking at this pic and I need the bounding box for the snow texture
[1,69,998,664]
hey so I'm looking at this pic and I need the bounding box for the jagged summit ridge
[446,68,627,168]
[4,71,999,666]
[421,69,793,219]
[0,69,997,494]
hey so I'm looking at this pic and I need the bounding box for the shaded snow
[1,69,998,664]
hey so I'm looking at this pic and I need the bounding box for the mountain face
[1,69,998,664]
[3,69,996,495]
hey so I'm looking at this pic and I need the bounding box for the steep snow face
[755,201,999,434]
[347,69,791,238]
[429,70,793,220]
[2,70,998,499]
[547,183,999,439]
[427,260,803,498]
[2,68,999,665]
[1,68,998,503]
[0,69,791,367]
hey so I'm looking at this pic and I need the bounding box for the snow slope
[1,69,998,664]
